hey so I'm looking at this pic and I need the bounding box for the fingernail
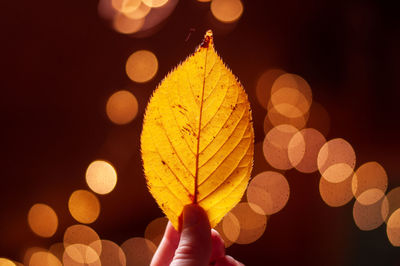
[183,204,201,227]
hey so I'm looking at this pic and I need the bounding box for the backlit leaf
[141,30,254,230]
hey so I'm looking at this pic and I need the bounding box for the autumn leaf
[141,30,254,230]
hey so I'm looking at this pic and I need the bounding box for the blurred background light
[317,138,356,177]
[0,258,16,266]
[255,69,286,110]
[144,217,168,247]
[352,188,388,231]
[263,124,299,170]
[27,203,58,238]
[29,251,62,266]
[288,128,326,173]
[210,0,243,23]
[385,187,400,223]
[319,173,354,207]
[86,160,117,195]
[113,13,145,34]
[228,202,267,244]
[90,240,126,266]
[142,0,168,8]
[68,190,100,224]
[125,50,158,83]
[351,162,388,204]
[120,237,156,266]
[106,90,139,125]
[112,0,142,14]
[387,209,400,246]
[246,171,290,215]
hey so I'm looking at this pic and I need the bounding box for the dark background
[1,0,399,265]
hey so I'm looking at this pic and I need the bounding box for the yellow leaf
[141,30,254,230]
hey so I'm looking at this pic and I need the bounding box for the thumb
[171,204,212,266]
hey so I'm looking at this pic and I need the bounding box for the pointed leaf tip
[201,30,214,48]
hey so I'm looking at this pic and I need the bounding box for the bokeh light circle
[27,203,58,238]
[210,0,243,23]
[246,171,290,215]
[222,212,241,244]
[86,160,117,195]
[106,90,139,125]
[144,217,168,247]
[63,224,101,254]
[288,128,326,173]
[387,208,400,246]
[317,138,356,176]
[319,174,354,207]
[90,240,126,266]
[0,258,16,266]
[112,0,141,14]
[63,244,100,265]
[322,163,354,184]
[113,12,145,34]
[120,237,156,266]
[228,202,267,244]
[351,161,388,204]
[263,124,299,170]
[385,187,400,223]
[68,190,100,224]
[353,189,388,231]
[29,251,62,266]
[255,69,286,110]
[125,50,158,83]
[142,0,168,8]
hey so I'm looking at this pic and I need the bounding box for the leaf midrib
[193,45,209,203]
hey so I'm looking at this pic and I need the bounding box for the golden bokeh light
[353,189,388,231]
[63,224,101,256]
[144,217,168,247]
[306,102,330,137]
[319,174,353,207]
[351,162,388,205]
[125,50,158,83]
[210,0,243,23]
[270,73,312,115]
[0,258,16,266]
[215,219,235,248]
[86,160,117,195]
[263,124,299,170]
[113,13,145,35]
[246,171,290,215]
[255,69,286,110]
[90,240,126,266]
[68,190,100,224]
[228,202,267,245]
[270,88,310,118]
[222,212,241,244]
[112,0,141,14]
[49,243,64,262]
[288,128,326,173]
[266,104,309,129]
[63,244,100,265]
[385,187,400,223]
[387,209,400,247]
[317,138,356,176]
[106,90,139,125]
[27,203,58,238]
[322,163,354,183]
[142,0,168,8]
[120,237,157,266]
[124,2,152,19]
[24,247,47,266]
[29,251,62,266]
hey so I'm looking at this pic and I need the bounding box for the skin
[151,204,244,266]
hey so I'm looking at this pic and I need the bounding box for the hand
[151,204,244,266]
